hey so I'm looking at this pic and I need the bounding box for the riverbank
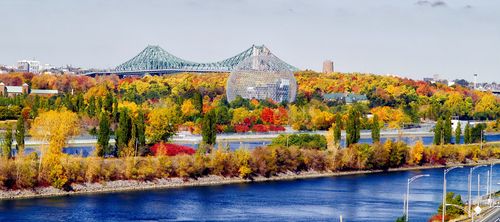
[1,159,497,201]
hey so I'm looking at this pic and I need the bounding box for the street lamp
[469,165,487,217]
[442,166,463,222]
[406,174,430,222]
[488,161,499,207]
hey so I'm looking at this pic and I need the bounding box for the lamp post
[406,174,430,222]
[469,165,486,217]
[488,161,499,207]
[442,166,463,222]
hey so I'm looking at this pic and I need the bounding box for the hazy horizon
[0,0,499,82]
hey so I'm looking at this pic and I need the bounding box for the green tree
[334,114,342,146]
[437,192,465,219]
[136,110,146,147]
[202,109,217,146]
[96,112,111,157]
[434,118,443,145]
[346,108,361,147]
[2,126,13,158]
[371,114,381,143]
[443,115,452,144]
[116,109,131,154]
[455,121,461,144]
[15,116,25,156]
[87,96,96,116]
[464,122,471,144]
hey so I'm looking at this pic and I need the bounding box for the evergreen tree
[104,92,113,112]
[371,114,381,143]
[193,91,203,115]
[136,110,146,147]
[112,98,119,123]
[455,121,461,144]
[116,109,131,154]
[464,122,471,144]
[346,108,361,147]
[201,109,217,146]
[333,114,342,146]
[96,112,111,157]
[434,118,443,145]
[77,93,85,113]
[2,126,13,158]
[15,116,25,156]
[443,115,452,144]
[87,96,96,116]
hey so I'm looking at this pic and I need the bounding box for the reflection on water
[0,166,498,221]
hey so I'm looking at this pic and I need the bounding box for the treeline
[433,115,486,145]
[0,142,498,190]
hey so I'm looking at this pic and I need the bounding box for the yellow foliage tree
[181,99,199,118]
[408,140,424,165]
[29,109,79,188]
[146,101,180,143]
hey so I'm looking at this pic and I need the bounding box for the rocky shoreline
[1,160,497,200]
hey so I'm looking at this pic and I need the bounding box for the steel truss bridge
[85,45,298,77]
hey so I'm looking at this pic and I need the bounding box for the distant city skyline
[0,0,499,82]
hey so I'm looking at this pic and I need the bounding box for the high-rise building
[17,60,40,73]
[322,60,334,73]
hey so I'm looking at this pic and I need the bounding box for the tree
[455,121,461,144]
[334,114,342,146]
[96,112,111,157]
[201,109,217,147]
[15,116,25,156]
[181,99,199,119]
[30,109,80,155]
[136,110,146,147]
[146,104,180,143]
[261,107,274,124]
[29,109,79,188]
[346,108,361,147]
[408,140,424,165]
[2,126,13,158]
[443,115,452,144]
[474,93,498,119]
[437,192,464,220]
[434,118,443,145]
[116,108,131,153]
[464,122,471,144]
[371,114,381,143]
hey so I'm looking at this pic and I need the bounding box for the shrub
[271,134,327,150]
[151,143,195,156]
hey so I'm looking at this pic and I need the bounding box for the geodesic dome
[226,55,297,103]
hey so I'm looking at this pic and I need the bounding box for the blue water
[0,165,498,221]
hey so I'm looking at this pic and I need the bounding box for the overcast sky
[0,0,499,82]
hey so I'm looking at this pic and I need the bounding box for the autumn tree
[371,114,381,143]
[455,121,461,144]
[146,101,180,143]
[15,116,25,156]
[261,107,274,124]
[408,140,424,165]
[29,109,79,188]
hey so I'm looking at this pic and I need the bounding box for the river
[1,165,498,221]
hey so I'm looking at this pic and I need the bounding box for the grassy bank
[0,142,499,200]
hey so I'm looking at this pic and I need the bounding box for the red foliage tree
[261,107,274,124]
